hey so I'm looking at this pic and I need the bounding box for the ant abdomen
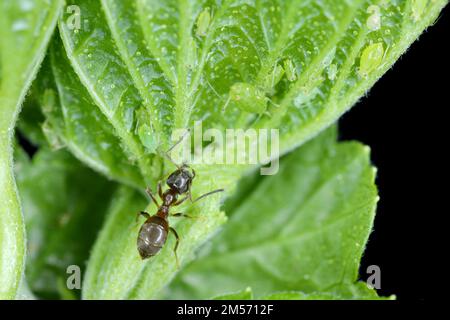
[137,216,168,259]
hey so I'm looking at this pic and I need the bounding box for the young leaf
[164,128,380,299]
[15,147,116,299]
[0,0,63,299]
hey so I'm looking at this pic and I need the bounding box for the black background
[18,5,448,302]
[340,5,449,300]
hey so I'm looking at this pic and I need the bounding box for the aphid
[138,124,158,153]
[358,42,384,78]
[195,7,211,37]
[327,64,338,81]
[262,63,285,93]
[222,61,291,115]
[136,108,159,153]
[225,82,269,114]
[136,140,223,266]
[283,59,297,82]
[366,5,381,31]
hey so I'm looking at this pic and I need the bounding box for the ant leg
[173,196,189,206]
[136,211,150,222]
[171,212,205,221]
[164,129,191,169]
[169,227,180,269]
[187,170,196,202]
[171,212,200,219]
[221,96,231,113]
[146,187,160,207]
[192,189,224,203]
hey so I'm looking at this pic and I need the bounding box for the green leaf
[0,0,63,299]
[261,291,340,300]
[261,282,394,300]
[15,147,116,299]
[213,287,253,300]
[164,128,380,299]
[211,285,383,300]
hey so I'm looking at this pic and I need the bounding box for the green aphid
[41,89,57,114]
[263,63,284,93]
[228,82,269,114]
[42,120,64,150]
[327,64,338,81]
[196,7,211,37]
[284,59,297,82]
[358,43,384,78]
[135,108,159,153]
[138,124,158,154]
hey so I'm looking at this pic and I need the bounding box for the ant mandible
[136,135,224,267]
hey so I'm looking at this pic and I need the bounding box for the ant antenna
[164,129,191,169]
[268,99,280,108]
[221,96,231,113]
[193,189,225,203]
[205,78,221,99]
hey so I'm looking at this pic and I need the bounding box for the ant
[136,134,224,267]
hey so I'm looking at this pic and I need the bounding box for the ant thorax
[162,190,177,206]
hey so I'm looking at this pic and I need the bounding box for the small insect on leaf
[411,0,429,22]
[42,121,65,150]
[135,107,159,153]
[284,59,297,82]
[366,5,381,31]
[327,64,338,81]
[41,89,57,113]
[358,43,384,78]
[228,82,268,114]
[138,124,158,154]
[196,7,211,37]
[263,63,284,93]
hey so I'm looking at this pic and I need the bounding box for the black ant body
[136,139,223,266]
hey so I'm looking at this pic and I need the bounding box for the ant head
[166,164,193,195]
